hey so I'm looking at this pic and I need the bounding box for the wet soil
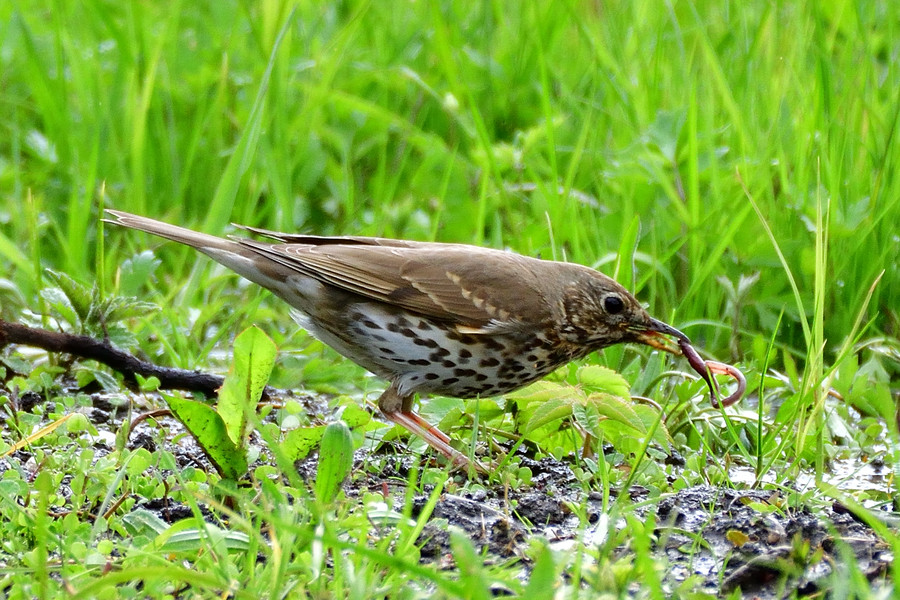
[297,437,894,597]
[2,389,895,598]
[360,459,893,597]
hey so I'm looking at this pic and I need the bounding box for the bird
[104,210,692,473]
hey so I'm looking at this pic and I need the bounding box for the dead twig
[0,318,228,397]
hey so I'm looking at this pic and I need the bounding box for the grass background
[1,0,899,597]
[3,0,897,352]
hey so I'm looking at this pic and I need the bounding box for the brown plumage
[105,210,691,472]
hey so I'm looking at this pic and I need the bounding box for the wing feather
[235,238,566,326]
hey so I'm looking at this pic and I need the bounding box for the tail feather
[104,209,305,295]
[104,210,235,252]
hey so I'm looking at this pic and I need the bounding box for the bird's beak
[632,318,690,355]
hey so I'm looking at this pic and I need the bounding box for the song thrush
[105,210,695,472]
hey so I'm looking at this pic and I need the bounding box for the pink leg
[386,411,488,473]
[377,387,488,474]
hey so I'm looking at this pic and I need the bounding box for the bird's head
[558,270,688,354]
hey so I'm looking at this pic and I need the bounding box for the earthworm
[678,338,746,408]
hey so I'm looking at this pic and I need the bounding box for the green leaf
[218,326,277,445]
[506,380,570,408]
[40,287,80,330]
[631,404,672,446]
[167,395,247,480]
[591,396,672,447]
[572,402,602,438]
[119,250,161,296]
[461,397,505,422]
[135,374,161,392]
[122,508,170,537]
[525,396,576,433]
[589,392,647,434]
[74,367,119,392]
[315,420,354,505]
[155,519,250,554]
[281,425,327,460]
[125,448,153,475]
[449,528,491,600]
[104,297,159,322]
[104,323,140,349]
[523,542,558,598]
[419,394,466,425]
[200,6,292,235]
[339,402,371,429]
[115,417,130,453]
[0,354,31,374]
[576,365,631,398]
[234,326,277,402]
[45,270,92,322]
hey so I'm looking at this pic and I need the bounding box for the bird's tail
[104,209,304,299]
[103,209,235,252]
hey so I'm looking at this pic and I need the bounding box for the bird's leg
[377,386,488,475]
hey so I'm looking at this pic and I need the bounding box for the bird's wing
[233,226,433,249]
[234,239,564,327]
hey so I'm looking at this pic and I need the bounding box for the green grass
[1,0,899,597]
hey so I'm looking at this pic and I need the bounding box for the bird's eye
[604,295,625,314]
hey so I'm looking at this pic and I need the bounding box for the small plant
[314,420,355,507]
[278,398,370,461]
[506,364,670,459]
[163,326,276,481]
[40,269,157,347]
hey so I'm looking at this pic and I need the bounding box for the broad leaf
[593,398,671,447]
[339,402,371,429]
[525,396,576,434]
[120,250,162,296]
[155,518,251,554]
[122,508,170,537]
[40,287,80,330]
[167,395,247,480]
[218,326,276,445]
[45,270,92,322]
[631,404,672,445]
[577,365,631,398]
[105,297,159,322]
[420,395,466,425]
[589,392,648,434]
[506,380,570,408]
[281,425,327,460]
[572,403,602,438]
[315,421,354,506]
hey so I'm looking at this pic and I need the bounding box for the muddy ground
[321,454,892,597]
[7,389,897,597]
